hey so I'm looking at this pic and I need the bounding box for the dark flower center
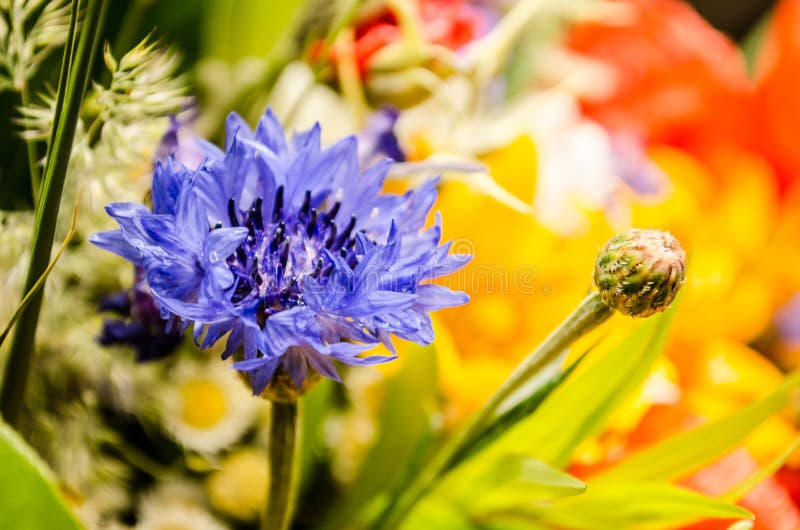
[221,185,362,313]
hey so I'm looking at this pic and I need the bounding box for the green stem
[263,400,301,530]
[372,292,612,530]
[0,0,109,427]
[45,0,80,164]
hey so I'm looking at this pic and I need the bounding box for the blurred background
[3,0,800,529]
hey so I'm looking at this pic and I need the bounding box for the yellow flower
[432,131,800,477]
[206,449,268,521]
[431,135,617,419]
[634,146,780,345]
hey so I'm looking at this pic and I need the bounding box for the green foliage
[201,0,307,62]
[405,500,477,530]
[444,455,586,514]
[0,421,84,530]
[449,350,588,470]
[523,482,751,530]
[1,0,106,426]
[723,434,800,502]
[595,371,800,484]
[399,302,773,529]
[487,309,676,468]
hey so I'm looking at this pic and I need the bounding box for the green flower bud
[594,229,686,318]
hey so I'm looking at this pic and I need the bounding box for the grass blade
[0,0,109,426]
[446,348,592,471]
[723,434,800,502]
[0,190,81,347]
[525,482,752,530]
[485,308,677,469]
[594,372,800,485]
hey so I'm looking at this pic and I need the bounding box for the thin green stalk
[0,0,109,427]
[263,400,301,530]
[372,293,612,530]
[0,188,82,347]
[45,0,80,163]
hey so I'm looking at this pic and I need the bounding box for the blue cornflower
[98,268,183,362]
[90,108,470,395]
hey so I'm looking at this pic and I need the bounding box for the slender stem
[0,0,109,427]
[46,0,80,164]
[263,400,301,530]
[372,293,612,530]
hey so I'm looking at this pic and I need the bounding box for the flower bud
[594,229,686,317]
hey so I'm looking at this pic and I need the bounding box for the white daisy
[154,356,262,454]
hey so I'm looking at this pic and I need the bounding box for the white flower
[154,357,262,454]
[137,480,229,530]
[135,505,229,530]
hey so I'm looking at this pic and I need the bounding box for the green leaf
[594,371,800,485]
[723,433,800,502]
[527,482,752,530]
[443,454,586,515]
[448,349,590,470]
[486,309,676,468]
[479,519,549,530]
[0,421,84,530]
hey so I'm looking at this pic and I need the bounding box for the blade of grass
[593,371,800,485]
[20,89,41,203]
[372,293,613,530]
[722,433,800,503]
[0,0,109,427]
[44,0,80,164]
[485,306,677,469]
[522,482,752,530]
[445,347,594,471]
[0,188,82,347]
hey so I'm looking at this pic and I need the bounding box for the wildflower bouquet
[2,1,800,530]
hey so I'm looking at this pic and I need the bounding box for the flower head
[91,108,470,395]
[594,228,686,317]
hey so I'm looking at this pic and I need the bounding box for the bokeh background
[3,0,800,529]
